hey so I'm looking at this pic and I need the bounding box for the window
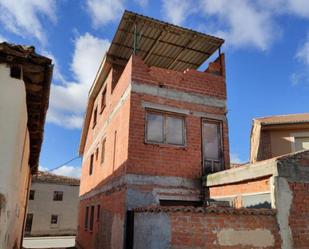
[93,106,98,128]
[85,206,89,230]
[146,111,185,146]
[29,190,35,200]
[95,147,99,160]
[53,191,63,201]
[50,215,58,224]
[202,120,223,174]
[97,204,101,221]
[89,154,94,175]
[25,213,33,234]
[89,205,95,231]
[101,87,107,113]
[295,137,309,151]
[101,138,106,164]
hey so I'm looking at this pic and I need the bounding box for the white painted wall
[27,182,79,236]
[0,64,31,249]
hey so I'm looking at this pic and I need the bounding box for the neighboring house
[0,43,52,249]
[76,11,230,249]
[250,113,309,163]
[25,171,80,237]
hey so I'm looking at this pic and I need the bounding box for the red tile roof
[255,113,309,125]
[32,171,80,186]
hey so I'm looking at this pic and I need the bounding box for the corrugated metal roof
[107,10,224,71]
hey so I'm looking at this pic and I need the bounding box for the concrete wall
[270,129,309,157]
[26,182,79,236]
[133,208,281,249]
[0,64,31,249]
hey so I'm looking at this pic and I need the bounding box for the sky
[1,0,309,178]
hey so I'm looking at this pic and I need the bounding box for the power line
[45,155,81,172]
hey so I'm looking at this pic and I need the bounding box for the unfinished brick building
[77,11,309,249]
[77,10,229,249]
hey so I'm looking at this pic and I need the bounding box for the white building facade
[0,43,52,249]
[25,172,80,236]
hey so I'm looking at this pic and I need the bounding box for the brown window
[97,204,101,221]
[29,190,35,200]
[89,154,94,175]
[85,206,89,230]
[146,111,185,146]
[202,119,223,174]
[50,215,58,224]
[53,191,63,201]
[101,88,107,113]
[89,205,95,231]
[93,106,98,128]
[101,138,106,164]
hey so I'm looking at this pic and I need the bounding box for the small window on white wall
[295,137,309,151]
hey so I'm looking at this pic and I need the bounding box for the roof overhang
[0,42,53,174]
[107,10,224,71]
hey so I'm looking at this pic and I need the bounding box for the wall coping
[133,205,276,216]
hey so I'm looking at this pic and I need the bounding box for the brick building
[76,11,309,249]
[77,11,229,249]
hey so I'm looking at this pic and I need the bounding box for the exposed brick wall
[80,59,133,196]
[208,177,271,208]
[76,189,126,249]
[170,211,281,248]
[132,55,227,100]
[288,182,309,249]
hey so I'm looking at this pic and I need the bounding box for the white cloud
[51,165,81,178]
[134,0,148,8]
[200,0,276,50]
[46,33,110,129]
[291,34,309,85]
[39,165,81,178]
[0,0,56,44]
[87,0,125,27]
[161,0,196,25]
[230,153,245,164]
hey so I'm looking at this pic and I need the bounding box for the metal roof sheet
[107,10,224,71]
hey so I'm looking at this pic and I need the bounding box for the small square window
[29,190,35,200]
[53,191,63,201]
[89,154,94,175]
[51,215,58,224]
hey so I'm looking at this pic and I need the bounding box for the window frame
[85,206,89,230]
[93,106,98,128]
[50,214,58,225]
[53,191,63,201]
[89,154,94,175]
[100,87,107,113]
[101,138,106,165]
[145,109,186,147]
[89,205,95,232]
[29,190,35,200]
[97,204,101,221]
[201,118,224,174]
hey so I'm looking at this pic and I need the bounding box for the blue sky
[1,0,308,177]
